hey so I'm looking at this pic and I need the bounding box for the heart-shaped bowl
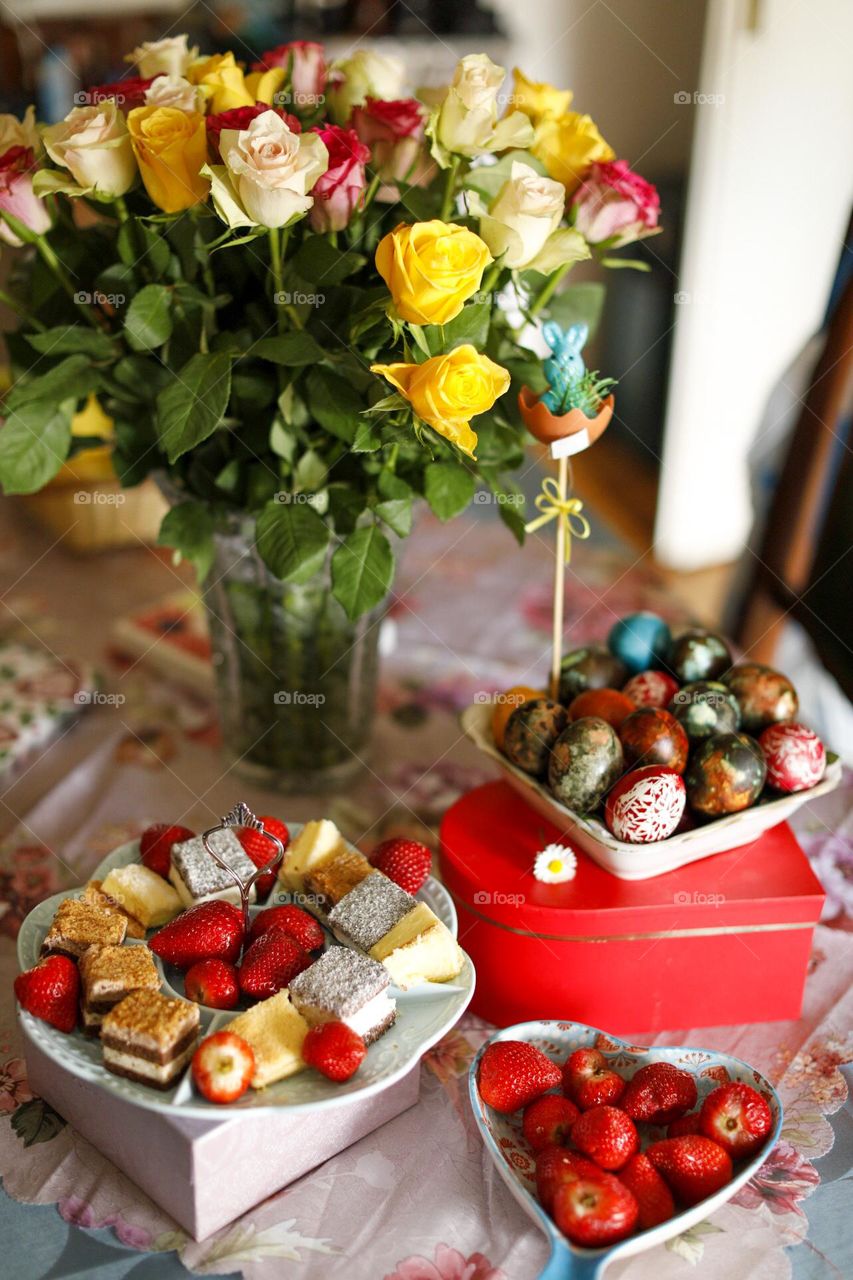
[469,1020,783,1280]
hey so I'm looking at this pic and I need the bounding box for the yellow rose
[532,111,615,193]
[244,66,287,105]
[511,69,572,123]
[127,106,209,213]
[188,52,253,113]
[371,344,510,459]
[375,221,492,326]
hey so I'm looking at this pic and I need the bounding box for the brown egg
[619,707,689,774]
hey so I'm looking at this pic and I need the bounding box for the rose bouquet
[0,35,660,788]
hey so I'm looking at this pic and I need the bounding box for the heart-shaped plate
[469,1020,783,1280]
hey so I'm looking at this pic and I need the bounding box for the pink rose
[572,159,660,247]
[253,41,326,108]
[309,125,369,232]
[0,145,50,245]
[351,96,431,185]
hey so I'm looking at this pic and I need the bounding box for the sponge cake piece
[226,991,309,1088]
[100,865,182,929]
[279,819,347,894]
[369,902,464,989]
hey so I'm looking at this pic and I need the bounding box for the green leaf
[332,525,394,620]
[430,302,490,353]
[25,326,116,360]
[157,501,216,582]
[124,284,173,352]
[156,353,232,463]
[376,471,414,536]
[292,237,366,285]
[294,448,327,492]
[351,419,383,452]
[546,283,606,340]
[270,419,295,461]
[0,400,71,494]
[462,150,548,201]
[111,355,172,403]
[6,354,99,410]
[424,461,475,521]
[117,220,170,276]
[11,1098,66,1148]
[255,500,330,584]
[252,332,324,366]
[327,485,365,536]
[304,367,364,443]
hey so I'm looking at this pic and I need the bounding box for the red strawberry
[570,1105,639,1171]
[238,930,310,999]
[302,1020,366,1082]
[149,902,244,969]
[369,837,431,894]
[192,1030,254,1103]
[236,816,289,897]
[622,1062,698,1125]
[645,1135,733,1205]
[184,958,240,1010]
[698,1082,773,1159]
[14,955,79,1033]
[522,1094,580,1152]
[478,1040,561,1114]
[552,1169,638,1247]
[619,1153,676,1228]
[668,1111,702,1139]
[139,823,194,879]
[536,1147,602,1214]
[562,1047,626,1110]
[248,904,324,951]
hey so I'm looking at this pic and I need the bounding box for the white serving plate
[469,1020,783,1280]
[461,701,841,880]
[17,835,475,1119]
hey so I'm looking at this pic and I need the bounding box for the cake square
[289,947,396,1044]
[369,902,465,989]
[226,991,309,1088]
[81,879,146,939]
[280,819,347,893]
[100,865,182,929]
[169,831,257,908]
[41,897,127,959]
[101,989,199,1090]
[79,943,161,1033]
[328,874,416,952]
[304,849,376,911]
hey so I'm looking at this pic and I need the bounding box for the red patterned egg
[622,670,680,709]
[759,722,826,792]
[605,766,686,843]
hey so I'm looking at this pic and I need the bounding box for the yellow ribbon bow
[524,477,591,563]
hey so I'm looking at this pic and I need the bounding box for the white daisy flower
[533,843,577,884]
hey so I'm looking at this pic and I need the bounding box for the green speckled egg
[721,663,798,734]
[669,681,741,741]
[558,646,628,704]
[668,629,732,683]
[503,697,568,778]
[548,716,624,812]
[685,732,766,815]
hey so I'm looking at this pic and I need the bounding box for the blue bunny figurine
[541,321,589,414]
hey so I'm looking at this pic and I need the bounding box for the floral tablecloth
[0,504,851,1280]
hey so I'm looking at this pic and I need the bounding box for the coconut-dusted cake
[169,831,257,908]
[289,947,396,1043]
[101,989,199,1089]
[327,875,416,952]
[41,897,127,959]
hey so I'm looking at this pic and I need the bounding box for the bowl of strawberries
[469,1020,781,1278]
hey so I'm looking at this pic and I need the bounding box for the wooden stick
[549,454,569,699]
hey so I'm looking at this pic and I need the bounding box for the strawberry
[561,1047,626,1110]
[302,1020,366,1082]
[478,1040,561,1114]
[184,958,239,1010]
[149,901,244,969]
[552,1169,638,1247]
[139,823,194,879]
[369,837,432,894]
[618,1153,675,1228]
[536,1147,602,1213]
[191,1030,254,1103]
[14,955,79,1033]
[622,1062,698,1125]
[668,1111,701,1139]
[236,816,289,898]
[522,1094,580,1152]
[570,1105,639,1171]
[238,930,310,999]
[698,1082,773,1159]
[248,904,324,951]
[645,1135,733,1205]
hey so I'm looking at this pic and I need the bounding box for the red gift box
[439,781,825,1036]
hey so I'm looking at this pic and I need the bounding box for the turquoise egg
[608,612,672,675]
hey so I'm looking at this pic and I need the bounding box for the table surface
[1,499,851,1280]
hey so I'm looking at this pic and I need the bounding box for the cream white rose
[42,102,136,198]
[126,34,197,79]
[0,104,40,156]
[218,109,328,228]
[477,161,565,268]
[144,75,203,113]
[431,54,533,163]
[326,49,405,123]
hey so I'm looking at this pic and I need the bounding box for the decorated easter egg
[568,687,636,729]
[558,646,628,704]
[619,707,689,773]
[548,716,624,812]
[669,681,740,742]
[605,766,686,843]
[668,629,732,683]
[492,685,547,750]
[759,722,826,792]
[607,612,672,675]
[685,733,766,815]
[504,697,568,778]
[622,669,680,710]
[721,663,798,734]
